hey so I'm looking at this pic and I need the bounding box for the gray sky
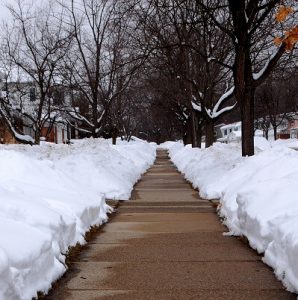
[0,1,10,22]
[0,0,50,22]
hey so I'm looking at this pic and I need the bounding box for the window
[52,89,64,105]
[29,88,36,102]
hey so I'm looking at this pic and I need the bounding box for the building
[218,114,298,143]
[0,121,17,144]
[0,81,77,144]
[217,122,241,143]
[288,119,298,139]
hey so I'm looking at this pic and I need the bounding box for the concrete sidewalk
[45,150,295,299]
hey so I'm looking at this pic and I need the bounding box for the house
[40,118,69,144]
[287,118,298,139]
[255,113,298,140]
[214,123,226,140]
[219,113,298,143]
[217,122,242,143]
[0,121,17,144]
[0,81,77,144]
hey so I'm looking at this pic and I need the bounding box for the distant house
[0,81,78,144]
[217,122,241,143]
[255,113,298,140]
[40,118,69,144]
[0,121,17,144]
[288,119,298,139]
[218,114,298,143]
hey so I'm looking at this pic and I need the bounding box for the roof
[214,123,226,129]
[220,121,241,130]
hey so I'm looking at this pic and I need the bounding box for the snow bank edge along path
[0,138,156,300]
[162,140,298,294]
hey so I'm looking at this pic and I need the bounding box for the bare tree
[1,0,73,144]
[198,0,298,156]
[188,6,235,147]
[256,69,298,140]
[59,0,144,140]
[134,0,236,147]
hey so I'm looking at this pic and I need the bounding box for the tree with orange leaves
[275,5,298,50]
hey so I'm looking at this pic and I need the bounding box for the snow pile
[158,141,178,149]
[0,138,155,299]
[167,139,298,293]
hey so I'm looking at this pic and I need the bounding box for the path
[46,150,295,299]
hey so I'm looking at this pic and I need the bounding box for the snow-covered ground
[162,139,298,293]
[0,138,156,299]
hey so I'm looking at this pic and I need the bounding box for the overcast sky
[0,0,50,23]
[0,1,10,22]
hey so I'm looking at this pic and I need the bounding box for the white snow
[205,86,236,119]
[12,129,35,144]
[0,138,156,299]
[0,107,35,144]
[166,138,298,293]
[191,101,201,112]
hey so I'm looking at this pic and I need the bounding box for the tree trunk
[92,126,98,138]
[240,90,255,156]
[229,0,255,156]
[197,122,202,148]
[183,118,192,145]
[191,109,200,148]
[205,119,214,148]
[112,128,118,145]
[273,126,277,140]
[265,129,268,140]
[35,130,41,145]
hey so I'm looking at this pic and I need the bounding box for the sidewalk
[46,150,295,299]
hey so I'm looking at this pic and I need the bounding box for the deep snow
[0,138,156,299]
[163,139,298,293]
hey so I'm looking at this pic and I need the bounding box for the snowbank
[167,139,298,293]
[0,138,155,299]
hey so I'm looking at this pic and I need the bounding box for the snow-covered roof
[220,121,241,130]
[214,123,226,129]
